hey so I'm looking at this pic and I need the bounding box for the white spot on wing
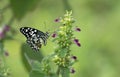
[26,29,28,32]
[34,30,37,32]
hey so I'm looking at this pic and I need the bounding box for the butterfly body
[20,27,49,51]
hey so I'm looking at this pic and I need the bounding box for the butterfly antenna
[44,22,47,31]
[43,22,51,35]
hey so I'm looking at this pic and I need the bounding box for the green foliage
[10,0,41,20]
[0,33,10,77]
[24,53,45,77]
[30,71,45,77]
[52,11,78,77]
[60,67,70,77]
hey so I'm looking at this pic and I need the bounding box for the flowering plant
[28,11,81,77]
[52,11,81,76]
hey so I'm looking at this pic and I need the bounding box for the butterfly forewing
[20,27,49,51]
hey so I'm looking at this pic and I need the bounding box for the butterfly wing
[26,38,41,51]
[20,27,49,51]
[37,31,49,46]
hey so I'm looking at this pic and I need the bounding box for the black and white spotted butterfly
[20,27,49,51]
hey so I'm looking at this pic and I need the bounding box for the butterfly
[20,27,49,51]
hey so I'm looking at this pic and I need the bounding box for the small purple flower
[74,38,81,47]
[71,56,77,60]
[3,25,10,32]
[70,68,75,74]
[4,51,9,56]
[74,39,79,43]
[52,33,57,38]
[76,42,81,47]
[54,18,60,22]
[75,27,81,32]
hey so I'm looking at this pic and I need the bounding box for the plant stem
[57,66,60,76]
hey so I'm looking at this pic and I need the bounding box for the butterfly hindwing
[20,27,49,51]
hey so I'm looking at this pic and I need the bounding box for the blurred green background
[0,0,120,77]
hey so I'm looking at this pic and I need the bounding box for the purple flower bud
[74,38,81,47]
[76,42,81,47]
[54,18,60,22]
[74,39,79,43]
[70,68,75,74]
[3,25,10,32]
[75,27,81,32]
[4,51,9,56]
[71,56,77,60]
[76,28,81,31]
[52,33,57,38]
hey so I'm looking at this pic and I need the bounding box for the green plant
[0,25,11,77]
[28,11,81,77]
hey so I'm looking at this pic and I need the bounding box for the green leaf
[24,52,43,72]
[61,67,70,77]
[20,43,44,72]
[21,43,44,61]
[50,73,58,77]
[30,60,42,72]
[30,71,45,77]
[29,58,46,77]
[10,0,41,20]
[30,71,58,77]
